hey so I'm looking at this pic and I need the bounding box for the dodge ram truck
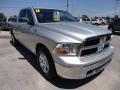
[10,7,114,79]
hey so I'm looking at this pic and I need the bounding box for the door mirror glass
[18,17,34,25]
[19,17,29,23]
[27,20,34,25]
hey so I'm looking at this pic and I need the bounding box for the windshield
[34,8,77,23]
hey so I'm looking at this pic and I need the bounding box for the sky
[0,0,120,18]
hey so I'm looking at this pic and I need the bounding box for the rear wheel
[36,47,57,79]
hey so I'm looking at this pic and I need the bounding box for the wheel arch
[35,43,52,57]
[35,43,57,79]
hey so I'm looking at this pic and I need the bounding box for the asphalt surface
[0,29,120,90]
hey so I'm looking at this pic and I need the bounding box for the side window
[18,9,34,23]
[18,10,27,22]
[19,10,26,18]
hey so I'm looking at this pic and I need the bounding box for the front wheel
[11,32,18,46]
[36,47,57,79]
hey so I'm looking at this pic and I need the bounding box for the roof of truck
[21,7,64,11]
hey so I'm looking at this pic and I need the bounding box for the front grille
[80,35,111,56]
[84,38,100,46]
[81,48,98,56]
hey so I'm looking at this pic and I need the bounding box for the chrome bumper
[54,47,114,79]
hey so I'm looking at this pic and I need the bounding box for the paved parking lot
[0,29,120,90]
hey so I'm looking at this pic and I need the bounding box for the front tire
[11,32,18,46]
[36,47,57,79]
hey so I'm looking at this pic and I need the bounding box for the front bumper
[54,46,114,79]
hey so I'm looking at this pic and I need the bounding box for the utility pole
[114,0,120,16]
[67,0,69,11]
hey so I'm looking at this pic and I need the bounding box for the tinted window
[35,9,54,23]
[34,8,77,23]
[19,9,34,23]
[18,10,27,22]
[19,10,26,18]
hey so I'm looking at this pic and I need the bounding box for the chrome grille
[80,35,111,56]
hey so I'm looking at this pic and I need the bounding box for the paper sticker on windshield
[35,8,40,13]
[53,11,60,21]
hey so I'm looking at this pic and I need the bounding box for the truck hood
[38,22,111,43]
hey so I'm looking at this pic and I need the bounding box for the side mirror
[19,17,29,23]
[27,20,34,26]
[19,17,34,26]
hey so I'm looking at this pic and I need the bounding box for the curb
[0,31,10,39]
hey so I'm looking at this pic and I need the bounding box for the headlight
[53,43,80,56]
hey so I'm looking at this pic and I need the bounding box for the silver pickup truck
[10,7,114,79]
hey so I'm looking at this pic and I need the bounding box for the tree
[0,13,7,22]
[0,13,5,21]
